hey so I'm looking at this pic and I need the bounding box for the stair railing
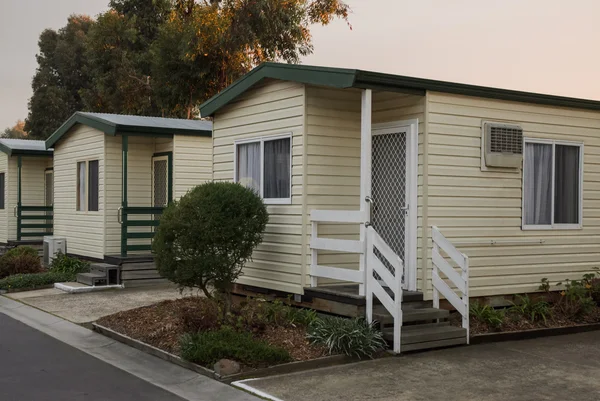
[432,226,470,343]
[365,226,404,354]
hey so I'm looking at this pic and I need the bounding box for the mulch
[96,296,327,362]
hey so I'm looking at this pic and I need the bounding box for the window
[235,135,291,204]
[523,139,583,229]
[77,160,99,212]
[0,173,4,210]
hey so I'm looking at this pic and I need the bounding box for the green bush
[153,182,268,312]
[510,295,552,324]
[0,246,43,279]
[0,270,76,291]
[233,298,319,332]
[50,252,89,275]
[179,327,291,367]
[470,302,505,329]
[307,316,386,359]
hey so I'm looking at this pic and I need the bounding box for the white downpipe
[359,89,372,297]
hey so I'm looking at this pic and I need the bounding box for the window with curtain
[0,173,5,210]
[523,140,582,228]
[77,160,99,212]
[235,135,291,203]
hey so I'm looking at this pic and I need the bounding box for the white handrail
[432,226,469,342]
[366,226,403,354]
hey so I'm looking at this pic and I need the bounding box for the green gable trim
[0,141,12,156]
[45,112,212,149]
[0,142,52,157]
[200,62,600,117]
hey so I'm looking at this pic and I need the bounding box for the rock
[214,359,241,376]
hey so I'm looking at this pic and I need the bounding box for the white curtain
[77,162,86,211]
[237,142,261,194]
[264,138,291,199]
[524,143,552,225]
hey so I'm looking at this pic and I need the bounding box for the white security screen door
[370,120,418,291]
[152,155,169,208]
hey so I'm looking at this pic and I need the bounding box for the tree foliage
[24,0,350,138]
[153,182,268,310]
[2,120,28,139]
[25,15,94,139]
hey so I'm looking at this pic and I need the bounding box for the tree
[25,15,94,139]
[2,121,28,139]
[153,182,268,312]
[151,0,351,118]
[81,0,173,115]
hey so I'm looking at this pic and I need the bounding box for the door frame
[369,119,418,292]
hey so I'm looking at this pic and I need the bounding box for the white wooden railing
[309,210,366,287]
[365,226,404,353]
[432,226,470,342]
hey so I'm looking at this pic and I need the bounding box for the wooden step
[90,263,117,274]
[383,324,467,352]
[76,272,106,286]
[374,307,449,325]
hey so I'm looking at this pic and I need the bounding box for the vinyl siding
[305,86,425,289]
[53,125,105,259]
[212,79,305,294]
[426,91,600,297]
[0,152,8,243]
[173,135,212,199]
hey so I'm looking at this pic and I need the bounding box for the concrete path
[241,332,600,401]
[5,284,197,323]
[0,296,259,401]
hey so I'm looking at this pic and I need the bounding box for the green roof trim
[199,62,600,117]
[45,112,213,149]
[0,139,52,157]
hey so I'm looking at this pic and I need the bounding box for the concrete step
[90,263,116,274]
[76,272,106,286]
[384,324,467,351]
[374,307,450,325]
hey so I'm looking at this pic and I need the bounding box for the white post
[365,227,374,324]
[359,89,372,296]
[394,258,404,354]
[432,232,440,310]
[462,254,470,344]
[310,221,318,287]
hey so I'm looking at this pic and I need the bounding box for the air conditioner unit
[43,236,67,267]
[482,122,523,168]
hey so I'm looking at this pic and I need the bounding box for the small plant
[510,295,552,324]
[0,270,77,291]
[307,316,386,359]
[153,182,268,315]
[554,277,596,318]
[469,302,505,329]
[179,327,291,368]
[0,246,43,279]
[50,252,89,276]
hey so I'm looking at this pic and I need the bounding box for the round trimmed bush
[153,182,268,307]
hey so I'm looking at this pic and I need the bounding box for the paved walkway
[5,284,197,323]
[0,296,259,401]
[241,331,600,401]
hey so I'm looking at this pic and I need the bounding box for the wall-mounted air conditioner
[43,236,67,267]
[482,122,523,169]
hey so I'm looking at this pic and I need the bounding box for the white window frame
[234,133,292,205]
[522,137,583,230]
[76,159,99,213]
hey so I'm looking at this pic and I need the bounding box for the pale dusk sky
[1,0,599,129]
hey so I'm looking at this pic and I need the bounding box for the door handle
[365,196,374,226]
[117,206,123,224]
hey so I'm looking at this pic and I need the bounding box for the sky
[1,0,600,129]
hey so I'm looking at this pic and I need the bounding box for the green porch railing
[17,205,53,241]
[119,206,164,256]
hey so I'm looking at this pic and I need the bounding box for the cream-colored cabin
[0,139,53,245]
[201,62,600,304]
[45,113,212,264]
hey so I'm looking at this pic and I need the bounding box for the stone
[214,359,241,376]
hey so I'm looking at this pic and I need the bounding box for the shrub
[307,316,386,358]
[555,278,596,318]
[510,295,552,324]
[179,327,291,367]
[234,298,319,332]
[469,302,505,329]
[50,252,89,276]
[0,270,76,291]
[0,246,43,279]
[153,182,268,313]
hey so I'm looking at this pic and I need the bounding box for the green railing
[17,205,53,241]
[119,206,164,256]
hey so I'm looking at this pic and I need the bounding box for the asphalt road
[0,312,186,401]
